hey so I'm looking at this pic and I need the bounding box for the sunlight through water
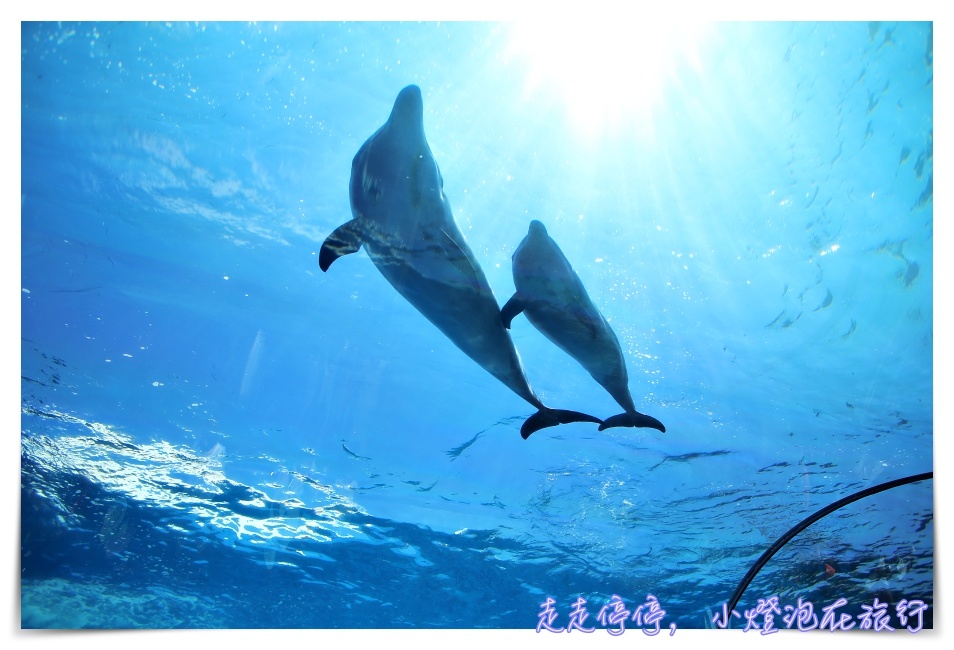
[505,20,712,139]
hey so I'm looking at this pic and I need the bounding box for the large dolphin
[319,85,601,438]
[502,220,666,433]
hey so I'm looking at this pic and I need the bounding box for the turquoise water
[20,21,933,630]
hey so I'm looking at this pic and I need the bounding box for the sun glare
[506,20,710,138]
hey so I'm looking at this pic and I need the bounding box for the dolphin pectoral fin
[319,221,363,272]
[521,408,603,439]
[597,411,666,433]
[500,294,526,329]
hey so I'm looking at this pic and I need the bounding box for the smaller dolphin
[502,220,665,433]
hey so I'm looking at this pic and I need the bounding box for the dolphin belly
[319,87,601,438]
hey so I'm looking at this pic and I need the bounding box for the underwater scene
[20,21,934,631]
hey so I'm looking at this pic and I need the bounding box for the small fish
[825,563,836,576]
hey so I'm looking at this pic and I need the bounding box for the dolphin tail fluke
[319,221,363,272]
[597,411,666,433]
[521,408,603,439]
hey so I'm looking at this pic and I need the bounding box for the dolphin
[319,85,601,439]
[501,220,666,433]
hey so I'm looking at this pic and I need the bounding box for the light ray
[505,19,711,139]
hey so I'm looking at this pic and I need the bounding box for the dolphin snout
[528,220,548,237]
[390,85,424,126]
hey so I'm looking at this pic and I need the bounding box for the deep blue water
[20,21,934,630]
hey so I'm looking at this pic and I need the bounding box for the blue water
[20,21,933,630]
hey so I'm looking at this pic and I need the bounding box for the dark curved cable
[725,471,933,620]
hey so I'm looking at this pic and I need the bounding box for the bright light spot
[506,20,710,137]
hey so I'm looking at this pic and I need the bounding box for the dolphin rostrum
[319,85,601,438]
[502,220,666,433]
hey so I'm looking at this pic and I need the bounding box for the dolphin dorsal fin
[439,228,484,284]
[577,309,600,340]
